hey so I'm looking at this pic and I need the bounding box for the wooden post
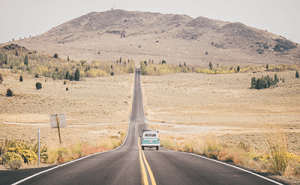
[57,114,62,145]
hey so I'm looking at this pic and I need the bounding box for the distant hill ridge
[9,9,300,65]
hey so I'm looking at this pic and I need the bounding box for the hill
[4,9,300,66]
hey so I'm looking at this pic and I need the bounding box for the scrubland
[0,69,133,170]
[143,69,300,182]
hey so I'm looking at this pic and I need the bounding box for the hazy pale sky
[0,0,299,43]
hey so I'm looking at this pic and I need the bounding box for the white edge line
[12,108,133,184]
[140,70,280,184]
[13,69,139,185]
[161,147,283,185]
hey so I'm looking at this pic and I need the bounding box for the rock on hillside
[8,9,300,66]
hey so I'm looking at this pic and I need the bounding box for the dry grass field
[0,69,134,145]
[142,70,300,154]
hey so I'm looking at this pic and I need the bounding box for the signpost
[50,114,67,145]
[38,128,40,166]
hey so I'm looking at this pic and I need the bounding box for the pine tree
[75,68,80,81]
[274,73,279,82]
[0,73,3,83]
[24,55,28,66]
[209,61,213,70]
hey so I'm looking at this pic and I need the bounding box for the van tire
[156,146,159,150]
[142,146,144,150]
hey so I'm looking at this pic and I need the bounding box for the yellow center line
[141,149,157,185]
[139,137,149,185]
[138,137,156,185]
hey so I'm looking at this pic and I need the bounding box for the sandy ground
[142,70,300,154]
[0,69,133,144]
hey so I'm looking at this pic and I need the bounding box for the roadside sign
[50,114,67,128]
[50,114,67,145]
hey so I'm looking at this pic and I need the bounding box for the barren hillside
[4,9,300,66]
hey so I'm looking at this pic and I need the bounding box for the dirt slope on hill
[4,9,299,66]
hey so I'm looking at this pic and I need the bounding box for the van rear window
[144,134,157,137]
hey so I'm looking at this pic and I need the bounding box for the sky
[0,0,300,44]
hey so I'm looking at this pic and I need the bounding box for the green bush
[35,82,42,89]
[251,75,279,89]
[296,71,299,78]
[53,53,58,58]
[19,75,23,82]
[6,88,13,97]
[35,74,39,78]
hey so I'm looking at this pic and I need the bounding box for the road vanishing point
[1,68,283,185]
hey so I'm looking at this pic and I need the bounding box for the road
[2,68,282,185]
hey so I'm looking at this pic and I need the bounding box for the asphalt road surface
[2,68,283,185]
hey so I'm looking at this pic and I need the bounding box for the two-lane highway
[3,68,282,185]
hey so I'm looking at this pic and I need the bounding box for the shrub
[9,160,22,170]
[251,77,256,88]
[19,75,23,82]
[252,75,278,89]
[35,82,42,89]
[296,71,299,78]
[0,73,3,83]
[110,72,114,76]
[63,81,66,85]
[66,87,69,91]
[161,60,166,64]
[53,53,58,58]
[2,152,22,164]
[35,74,39,78]
[6,88,13,97]
[270,145,288,175]
[237,66,240,72]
